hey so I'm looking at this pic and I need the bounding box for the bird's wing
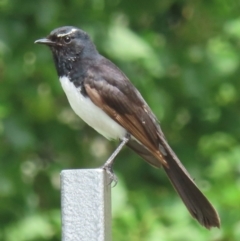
[84,57,220,228]
[84,57,167,166]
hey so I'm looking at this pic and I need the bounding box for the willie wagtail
[35,26,220,229]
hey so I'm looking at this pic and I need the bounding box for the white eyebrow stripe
[57,28,77,37]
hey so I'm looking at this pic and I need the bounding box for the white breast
[59,76,126,140]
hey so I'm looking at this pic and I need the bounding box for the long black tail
[127,139,220,229]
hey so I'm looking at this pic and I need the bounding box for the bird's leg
[102,133,130,186]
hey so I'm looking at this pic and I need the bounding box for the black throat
[51,44,100,97]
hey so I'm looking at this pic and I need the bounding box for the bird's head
[35,26,98,76]
[35,26,97,61]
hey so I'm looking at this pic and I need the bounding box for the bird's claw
[102,164,118,187]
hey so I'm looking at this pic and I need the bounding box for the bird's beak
[34,38,55,46]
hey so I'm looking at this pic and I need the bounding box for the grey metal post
[61,169,111,241]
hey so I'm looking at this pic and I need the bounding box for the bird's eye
[63,36,71,44]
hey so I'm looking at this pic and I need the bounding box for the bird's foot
[102,163,118,187]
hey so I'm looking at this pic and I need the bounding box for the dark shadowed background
[0,0,240,240]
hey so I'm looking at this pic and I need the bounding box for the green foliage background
[1,0,240,240]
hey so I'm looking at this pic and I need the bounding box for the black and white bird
[35,26,220,229]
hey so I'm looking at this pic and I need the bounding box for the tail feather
[127,139,220,229]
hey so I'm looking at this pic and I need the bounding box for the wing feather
[84,66,167,166]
